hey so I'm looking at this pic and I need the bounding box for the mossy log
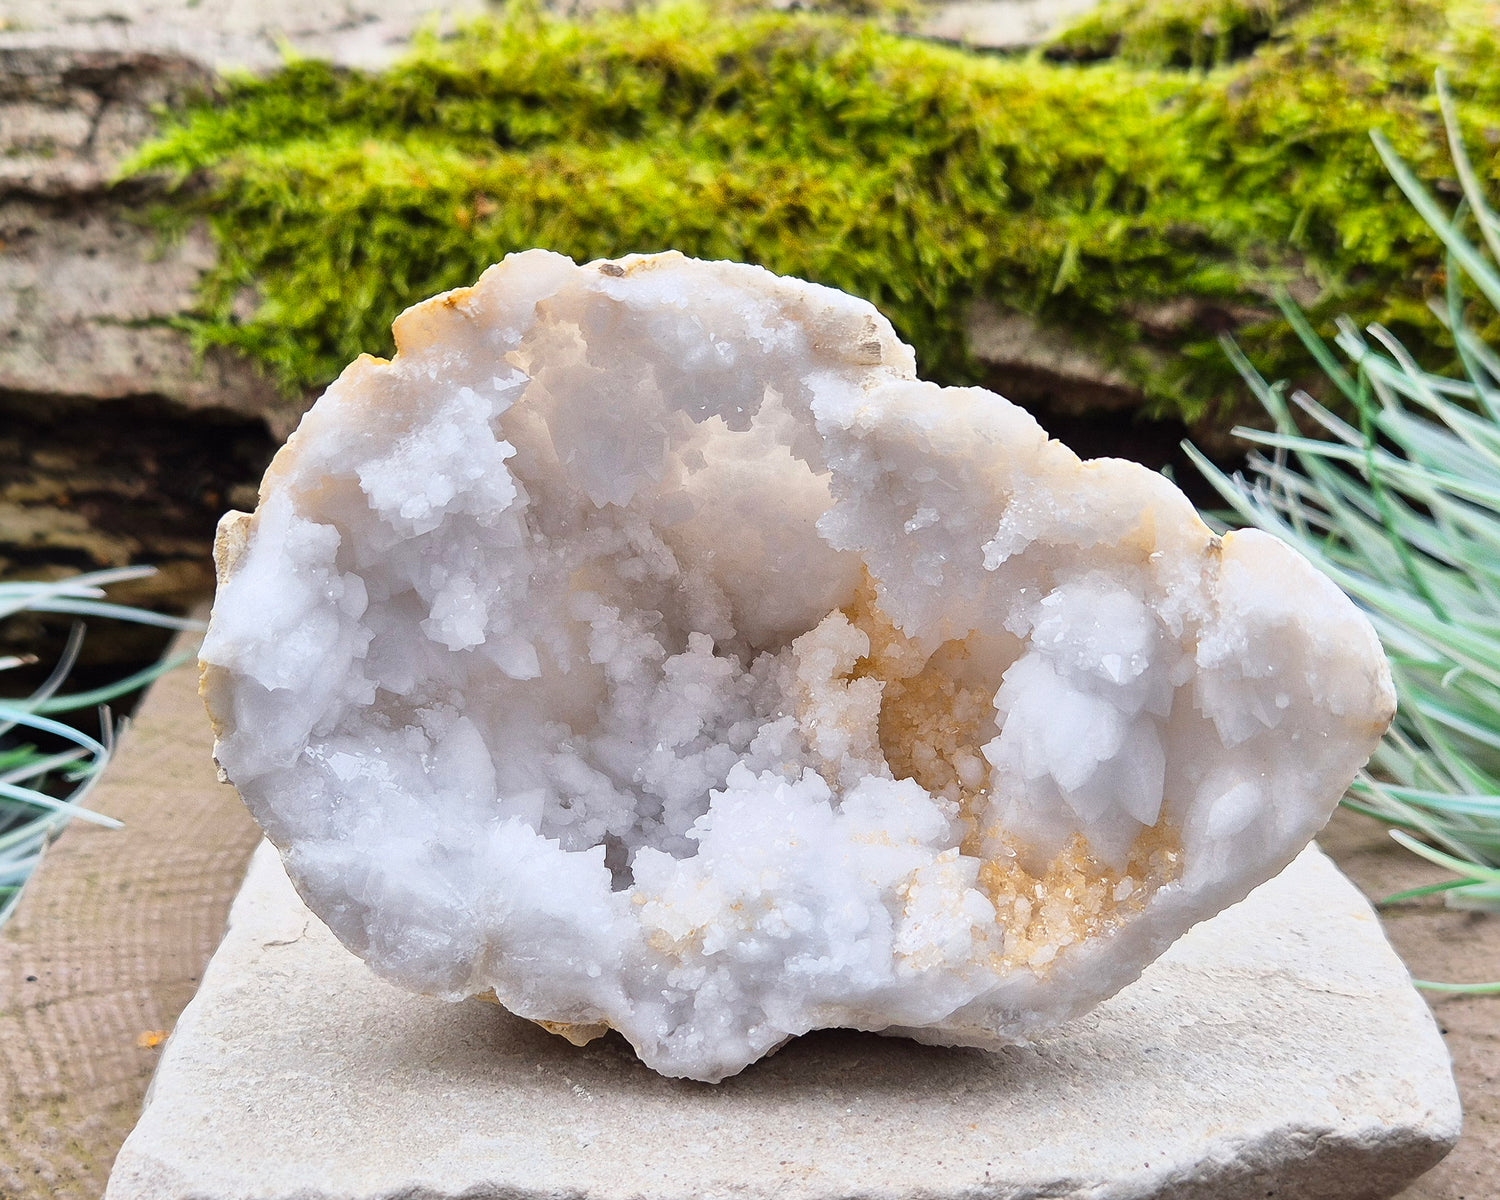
[4,0,1499,667]
[131,0,1500,433]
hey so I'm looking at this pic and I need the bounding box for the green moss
[1047,0,1311,68]
[125,0,1500,428]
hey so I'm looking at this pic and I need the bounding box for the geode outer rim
[199,250,1396,1081]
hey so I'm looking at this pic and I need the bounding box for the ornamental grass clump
[1191,80,1500,987]
[0,568,198,925]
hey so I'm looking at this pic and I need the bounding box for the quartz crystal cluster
[201,252,1395,1082]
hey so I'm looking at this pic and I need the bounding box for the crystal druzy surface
[201,252,1395,1082]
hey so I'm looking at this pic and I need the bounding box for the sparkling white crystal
[200,251,1396,1082]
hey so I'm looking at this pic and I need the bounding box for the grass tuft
[1190,74,1500,990]
[0,569,200,926]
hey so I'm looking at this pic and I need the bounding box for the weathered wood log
[0,36,282,668]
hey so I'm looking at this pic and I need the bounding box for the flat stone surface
[106,840,1459,1200]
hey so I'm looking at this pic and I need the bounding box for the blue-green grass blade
[0,813,63,855]
[1232,432,1500,508]
[0,566,158,617]
[33,650,197,715]
[0,708,107,758]
[0,567,208,928]
[1362,331,1500,474]
[1379,792,1500,819]
[1413,979,1500,993]
[1273,294,1362,404]
[1376,406,1500,481]
[0,746,45,771]
[0,624,84,741]
[1390,830,1500,879]
[1290,384,1371,450]
[1400,690,1500,763]
[1384,878,1477,903]
[1359,775,1492,864]
[20,622,86,711]
[1372,129,1500,310]
[0,748,90,786]
[23,599,202,632]
[0,859,43,888]
[0,781,120,829]
[1455,321,1500,392]
[1436,71,1500,268]
[1403,701,1500,796]
[0,889,24,927]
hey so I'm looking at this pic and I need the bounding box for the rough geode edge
[200,251,1396,1081]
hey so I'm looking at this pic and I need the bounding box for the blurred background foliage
[126,0,1500,435]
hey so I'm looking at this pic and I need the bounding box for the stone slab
[106,840,1459,1200]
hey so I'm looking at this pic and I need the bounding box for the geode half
[201,252,1395,1082]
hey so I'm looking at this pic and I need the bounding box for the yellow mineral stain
[533,1019,611,1046]
[834,569,1184,978]
[840,571,993,848]
[977,825,1181,975]
[646,927,705,956]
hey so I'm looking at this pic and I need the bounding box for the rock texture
[0,34,280,667]
[0,0,504,665]
[201,250,1394,1082]
[104,839,1460,1200]
[922,0,1105,50]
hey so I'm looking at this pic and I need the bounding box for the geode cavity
[201,252,1394,1081]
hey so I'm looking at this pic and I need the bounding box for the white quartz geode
[201,251,1396,1083]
